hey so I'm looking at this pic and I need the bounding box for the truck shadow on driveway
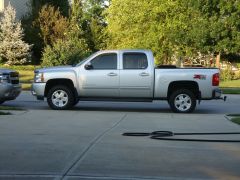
[3,101,230,114]
[70,102,224,114]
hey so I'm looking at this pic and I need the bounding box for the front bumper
[31,83,46,100]
[0,83,21,101]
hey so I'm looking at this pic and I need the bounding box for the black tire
[73,99,79,106]
[169,89,196,113]
[47,85,75,110]
[0,100,5,105]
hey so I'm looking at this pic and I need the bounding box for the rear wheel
[0,100,5,105]
[169,89,196,113]
[47,85,74,110]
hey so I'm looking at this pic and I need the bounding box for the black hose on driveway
[122,131,240,142]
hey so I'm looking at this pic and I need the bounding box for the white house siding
[0,0,4,12]
[1,0,29,19]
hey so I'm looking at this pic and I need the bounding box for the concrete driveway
[0,92,240,179]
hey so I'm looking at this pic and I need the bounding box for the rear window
[123,53,148,69]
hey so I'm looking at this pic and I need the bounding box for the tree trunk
[216,52,221,68]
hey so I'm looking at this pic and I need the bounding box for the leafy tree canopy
[106,0,240,64]
[71,0,108,51]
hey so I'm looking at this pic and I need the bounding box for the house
[0,0,29,19]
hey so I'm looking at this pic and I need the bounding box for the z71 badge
[194,74,206,80]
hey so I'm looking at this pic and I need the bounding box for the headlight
[34,72,44,83]
[0,74,9,83]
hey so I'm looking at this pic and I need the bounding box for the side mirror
[84,64,93,70]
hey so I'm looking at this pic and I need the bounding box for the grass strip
[231,117,240,125]
[227,114,240,117]
[222,88,240,94]
[0,111,11,115]
[22,83,32,91]
[0,106,23,111]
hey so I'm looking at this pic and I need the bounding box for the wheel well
[44,79,76,97]
[168,81,200,99]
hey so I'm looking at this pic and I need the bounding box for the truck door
[79,53,119,97]
[119,52,153,98]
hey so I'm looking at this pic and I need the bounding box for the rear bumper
[212,89,227,101]
[0,83,21,101]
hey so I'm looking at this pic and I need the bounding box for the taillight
[212,73,219,86]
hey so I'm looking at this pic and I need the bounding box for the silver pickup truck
[32,50,226,113]
[0,68,21,104]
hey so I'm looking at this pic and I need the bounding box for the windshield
[76,52,98,67]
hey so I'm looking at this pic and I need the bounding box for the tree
[71,0,108,51]
[29,0,69,17]
[41,1,91,67]
[106,0,195,64]
[0,4,32,65]
[37,5,69,47]
[106,0,240,65]
[189,0,240,66]
[21,0,70,64]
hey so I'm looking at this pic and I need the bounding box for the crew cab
[0,68,21,104]
[31,50,225,113]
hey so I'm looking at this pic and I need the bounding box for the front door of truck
[79,53,120,97]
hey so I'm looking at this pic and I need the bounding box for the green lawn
[227,114,240,125]
[221,88,240,94]
[18,70,34,90]
[220,79,240,88]
[231,117,240,125]
[220,79,240,94]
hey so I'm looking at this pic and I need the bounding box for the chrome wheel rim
[174,94,192,112]
[52,90,68,108]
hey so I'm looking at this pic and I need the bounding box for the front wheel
[169,89,196,113]
[47,85,74,110]
[73,99,79,106]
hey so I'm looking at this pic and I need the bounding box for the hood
[35,65,76,73]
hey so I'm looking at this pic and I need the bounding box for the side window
[123,53,148,69]
[91,53,117,69]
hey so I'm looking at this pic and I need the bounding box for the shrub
[41,38,90,67]
[233,70,240,80]
[0,65,39,71]
[220,66,234,81]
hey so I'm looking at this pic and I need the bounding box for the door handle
[139,72,149,76]
[108,72,118,76]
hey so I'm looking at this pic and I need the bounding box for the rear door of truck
[119,51,154,98]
